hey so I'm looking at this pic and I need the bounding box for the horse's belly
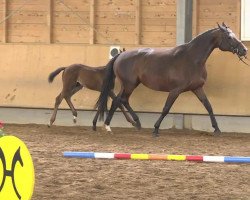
[140,76,170,92]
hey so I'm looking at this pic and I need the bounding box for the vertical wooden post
[135,0,141,45]
[176,0,193,45]
[89,0,95,44]
[2,0,7,43]
[192,0,198,37]
[47,0,52,43]
[236,0,241,38]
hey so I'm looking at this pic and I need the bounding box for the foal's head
[217,22,248,58]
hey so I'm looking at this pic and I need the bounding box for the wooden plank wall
[0,0,242,45]
[141,0,176,46]
[193,0,240,37]
[4,0,48,43]
[0,0,175,46]
[53,0,90,43]
[94,0,136,44]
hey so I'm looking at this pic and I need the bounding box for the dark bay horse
[95,23,248,136]
[48,63,136,130]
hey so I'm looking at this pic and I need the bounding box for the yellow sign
[0,136,35,200]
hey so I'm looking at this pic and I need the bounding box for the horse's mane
[188,28,219,44]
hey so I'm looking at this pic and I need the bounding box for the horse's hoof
[152,129,159,137]
[152,133,159,138]
[131,121,137,128]
[213,128,221,136]
[92,126,97,131]
[104,124,112,133]
[214,128,221,133]
[135,121,141,130]
[47,124,51,128]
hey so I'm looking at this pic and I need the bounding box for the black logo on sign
[0,147,23,199]
[110,48,119,58]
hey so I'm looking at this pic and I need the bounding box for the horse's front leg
[153,90,180,137]
[192,87,221,134]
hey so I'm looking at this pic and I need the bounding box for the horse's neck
[187,29,220,65]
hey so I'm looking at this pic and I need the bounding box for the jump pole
[63,152,250,163]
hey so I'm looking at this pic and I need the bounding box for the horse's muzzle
[237,47,248,57]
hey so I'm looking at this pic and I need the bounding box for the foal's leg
[153,90,180,137]
[65,96,77,123]
[192,87,221,134]
[49,93,64,127]
[65,84,83,123]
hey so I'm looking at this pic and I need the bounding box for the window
[241,0,250,40]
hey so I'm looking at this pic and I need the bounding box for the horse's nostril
[242,48,247,54]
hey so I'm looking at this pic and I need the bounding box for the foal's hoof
[47,124,51,128]
[73,116,77,123]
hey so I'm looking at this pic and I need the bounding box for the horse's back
[113,46,191,92]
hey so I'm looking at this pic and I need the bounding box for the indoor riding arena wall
[0,0,250,132]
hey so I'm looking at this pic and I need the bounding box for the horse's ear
[222,22,228,28]
[217,22,227,32]
[217,22,223,30]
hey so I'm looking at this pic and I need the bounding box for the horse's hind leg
[92,91,136,132]
[113,89,141,130]
[92,109,100,131]
[104,85,140,132]
[109,91,137,128]
[192,87,221,134]
[104,96,120,132]
[120,95,141,130]
[49,93,64,127]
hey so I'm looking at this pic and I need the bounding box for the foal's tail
[95,54,120,121]
[48,67,66,83]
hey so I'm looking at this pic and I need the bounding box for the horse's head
[218,22,248,58]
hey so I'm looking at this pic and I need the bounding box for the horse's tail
[95,54,120,121]
[48,67,66,83]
